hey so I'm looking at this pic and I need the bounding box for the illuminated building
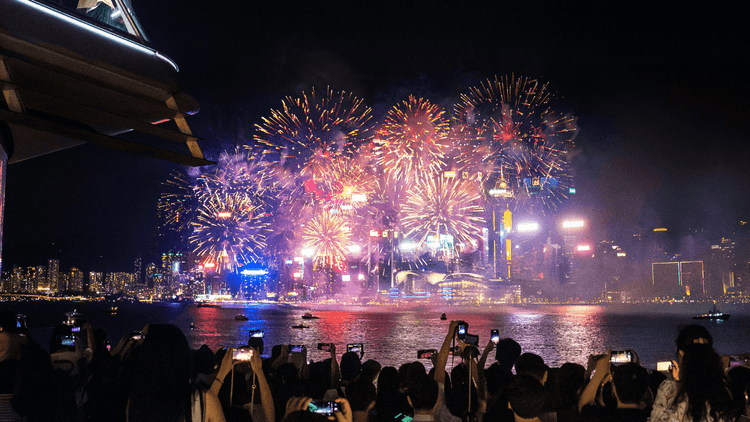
[33,265,47,291]
[89,271,103,294]
[652,261,705,298]
[48,258,59,292]
[68,267,84,292]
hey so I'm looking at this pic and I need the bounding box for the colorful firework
[160,170,202,234]
[401,174,485,252]
[374,96,451,185]
[254,86,375,182]
[189,191,270,272]
[299,211,351,267]
[454,75,577,212]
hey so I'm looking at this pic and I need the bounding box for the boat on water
[301,312,319,319]
[291,323,309,329]
[235,314,249,321]
[693,305,730,320]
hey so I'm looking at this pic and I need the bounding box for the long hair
[127,324,192,422]
[674,325,732,422]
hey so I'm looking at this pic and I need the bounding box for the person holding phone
[284,396,353,422]
[650,325,734,422]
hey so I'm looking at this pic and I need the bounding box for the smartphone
[60,335,75,347]
[417,349,438,359]
[129,332,144,341]
[465,334,479,346]
[394,413,414,422]
[457,323,468,341]
[491,329,500,344]
[347,343,363,354]
[71,326,81,333]
[250,330,264,338]
[317,342,332,352]
[610,350,633,363]
[290,344,305,353]
[656,361,672,371]
[308,400,340,415]
[233,348,254,361]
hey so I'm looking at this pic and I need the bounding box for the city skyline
[2,0,748,272]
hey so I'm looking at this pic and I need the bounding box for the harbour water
[5,300,750,370]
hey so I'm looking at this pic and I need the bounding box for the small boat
[291,324,309,329]
[440,313,447,320]
[693,304,730,320]
[301,312,319,319]
[235,314,249,321]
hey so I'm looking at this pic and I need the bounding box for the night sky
[3,0,749,272]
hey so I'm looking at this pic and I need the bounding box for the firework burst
[254,86,374,182]
[401,175,485,252]
[190,191,270,272]
[374,96,451,185]
[454,75,577,212]
[300,211,351,267]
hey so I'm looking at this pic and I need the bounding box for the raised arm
[246,348,275,422]
[578,350,611,412]
[210,346,234,397]
[433,320,459,385]
[478,339,494,370]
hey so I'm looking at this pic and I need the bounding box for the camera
[609,350,634,364]
[289,344,305,353]
[249,329,264,338]
[464,334,479,346]
[71,326,81,333]
[456,321,468,341]
[60,335,76,347]
[308,400,340,415]
[417,349,437,359]
[317,342,333,352]
[232,348,254,361]
[491,329,500,344]
[347,343,363,354]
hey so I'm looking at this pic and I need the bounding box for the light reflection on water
[9,300,750,372]
[182,303,750,370]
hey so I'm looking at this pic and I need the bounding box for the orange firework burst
[300,211,351,266]
[401,174,485,250]
[374,96,451,185]
[254,86,374,182]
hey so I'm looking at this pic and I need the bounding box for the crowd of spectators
[0,309,748,422]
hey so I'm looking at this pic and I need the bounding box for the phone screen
[250,330,264,338]
[458,324,467,340]
[491,329,500,343]
[233,348,254,361]
[291,345,305,353]
[656,361,672,371]
[417,349,436,359]
[308,401,339,415]
[610,351,633,363]
[394,413,414,422]
[318,343,331,352]
[347,343,363,353]
[60,335,75,347]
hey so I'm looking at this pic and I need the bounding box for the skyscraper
[48,259,60,293]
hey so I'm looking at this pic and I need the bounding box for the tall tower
[48,259,60,293]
